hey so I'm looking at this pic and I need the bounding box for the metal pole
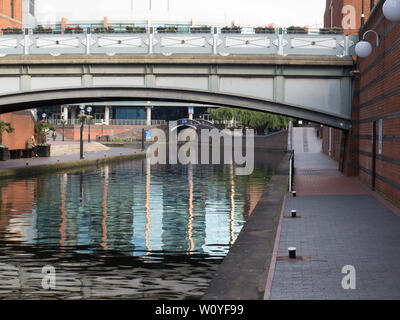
[62,122,65,142]
[88,119,91,143]
[372,121,376,191]
[80,120,84,159]
[361,0,365,27]
[142,128,145,151]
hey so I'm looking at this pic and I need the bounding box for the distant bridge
[169,118,217,132]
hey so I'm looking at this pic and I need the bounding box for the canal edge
[203,151,291,300]
[0,152,147,180]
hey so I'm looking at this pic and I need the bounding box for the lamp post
[87,106,92,143]
[79,105,85,159]
[355,30,380,58]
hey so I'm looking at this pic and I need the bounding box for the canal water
[0,150,283,299]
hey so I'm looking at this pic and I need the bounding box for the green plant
[287,26,309,34]
[35,120,55,144]
[2,27,22,34]
[0,120,14,147]
[156,26,178,33]
[33,25,53,33]
[126,26,146,33]
[64,26,84,33]
[94,26,115,33]
[221,26,242,33]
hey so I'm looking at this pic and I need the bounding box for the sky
[36,0,326,27]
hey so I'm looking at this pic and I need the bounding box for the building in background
[323,0,375,32]
[321,0,400,205]
[22,0,36,28]
[0,0,22,28]
[0,0,36,150]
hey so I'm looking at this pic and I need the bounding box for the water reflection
[0,157,273,299]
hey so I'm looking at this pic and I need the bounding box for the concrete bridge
[0,54,356,129]
[169,118,217,132]
[0,28,359,130]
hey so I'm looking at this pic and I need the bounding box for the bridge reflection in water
[0,157,272,299]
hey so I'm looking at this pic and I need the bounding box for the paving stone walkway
[268,127,400,300]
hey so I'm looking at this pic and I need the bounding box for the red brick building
[321,0,400,205]
[324,0,375,32]
[0,111,36,149]
[0,0,22,29]
[0,1,36,151]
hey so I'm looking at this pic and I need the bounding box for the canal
[0,147,285,299]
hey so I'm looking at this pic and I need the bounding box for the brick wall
[0,0,22,28]
[0,111,35,149]
[357,0,400,204]
[55,125,147,141]
[322,0,400,205]
[324,0,374,33]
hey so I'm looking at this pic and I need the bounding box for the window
[30,0,35,16]
[10,0,14,18]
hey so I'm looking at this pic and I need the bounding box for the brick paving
[268,127,400,300]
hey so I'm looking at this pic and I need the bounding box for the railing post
[278,28,284,56]
[86,27,91,55]
[24,28,29,55]
[287,120,293,151]
[148,27,154,54]
[344,35,350,56]
[213,27,218,55]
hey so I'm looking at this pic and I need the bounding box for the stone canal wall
[204,150,291,300]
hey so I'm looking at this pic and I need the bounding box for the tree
[0,120,14,147]
[207,107,239,122]
[35,120,55,144]
[208,107,293,134]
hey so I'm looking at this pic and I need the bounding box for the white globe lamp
[355,30,380,58]
[355,41,373,58]
[383,0,400,22]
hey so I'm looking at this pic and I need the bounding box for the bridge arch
[0,86,351,130]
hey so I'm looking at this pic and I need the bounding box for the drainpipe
[361,0,365,27]
[328,127,332,157]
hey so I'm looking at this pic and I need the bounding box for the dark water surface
[0,151,283,299]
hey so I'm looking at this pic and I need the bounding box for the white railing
[48,119,166,126]
[0,27,359,57]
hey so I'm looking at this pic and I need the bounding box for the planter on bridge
[157,26,178,33]
[319,28,344,35]
[221,27,242,33]
[64,26,84,34]
[2,27,22,35]
[190,27,211,33]
[286,26,308,34]
[125,26,146,33]
[94,27,115,34]
[36,144,51,157]
[254,27,275,34]
[33,26,53,34]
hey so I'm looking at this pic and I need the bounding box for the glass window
[30,0,35,16]
[10,0,14,18]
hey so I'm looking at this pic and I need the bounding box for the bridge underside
[0,56,355,130]
[0,86,351,129]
